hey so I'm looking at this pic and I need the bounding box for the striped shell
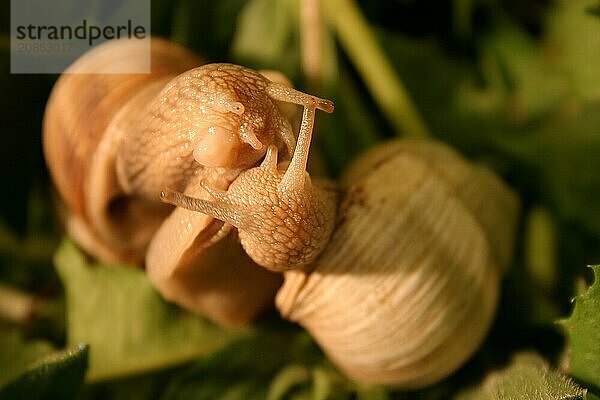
[43,38,201,263]
[276,139,519,388]
[43,38,282,326]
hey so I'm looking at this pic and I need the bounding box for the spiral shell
[276,139,519,388]
[43,38,283,326]
[43,38,202,263]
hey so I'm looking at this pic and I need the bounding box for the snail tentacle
[160,188,245,228]
[266,82,334,112]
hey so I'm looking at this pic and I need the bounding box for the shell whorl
[276,139,519,388]
[43,38,202,262]
[43,38,201,217]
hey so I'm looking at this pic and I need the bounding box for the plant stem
[322,0,430,138]
[524,206,558,294]
[300,0,323,87]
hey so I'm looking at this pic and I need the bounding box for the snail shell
[276,139,519,388]
[44,37,520,378]
[43,38,285,326]
[43,38,201,263]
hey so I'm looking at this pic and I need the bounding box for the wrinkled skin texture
[161,82,337,272]
[44,37,336,325]
[163,146,337,271]
[116,64,296,200]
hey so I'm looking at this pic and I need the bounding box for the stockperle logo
[10,0,150,74]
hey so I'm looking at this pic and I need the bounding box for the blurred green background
[0,0,599,399]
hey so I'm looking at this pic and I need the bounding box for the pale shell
[43,37,202,263]
[276,139,519,388]
[43,38,282,326]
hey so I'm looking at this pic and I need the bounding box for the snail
[43,38,519,388]
[43,37,331,326]
[277,139,518,387]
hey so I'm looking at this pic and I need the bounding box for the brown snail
[43,38,519,388]
[277,139,518,387]
[43,37,333,326]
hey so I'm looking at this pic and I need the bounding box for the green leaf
[546,0,600,101]
[231,0,301,80]
[167,0,247,60]
[354,384,390,400]
[266,364,311,400]
[560,265,600,392]
[494,103,600,237]
[319,69,384,175]
[54,240,243,382]
[376,33,477,140]
[160,335,282,400]
[524,206,558,294]
[483,24,570,121]
[78,369,180,400]
[0,331,54,388]
[454,353,587,400]
[587,2,600,17]
[0,337,88,400]
[323,0,430,139]
[160,328,354,400]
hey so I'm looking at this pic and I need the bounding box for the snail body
[44,38,333,325]
[44,38,519,387]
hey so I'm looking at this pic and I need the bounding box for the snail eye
[193,126,238,168]
[229,102,245,115]
[213,98,245,116]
